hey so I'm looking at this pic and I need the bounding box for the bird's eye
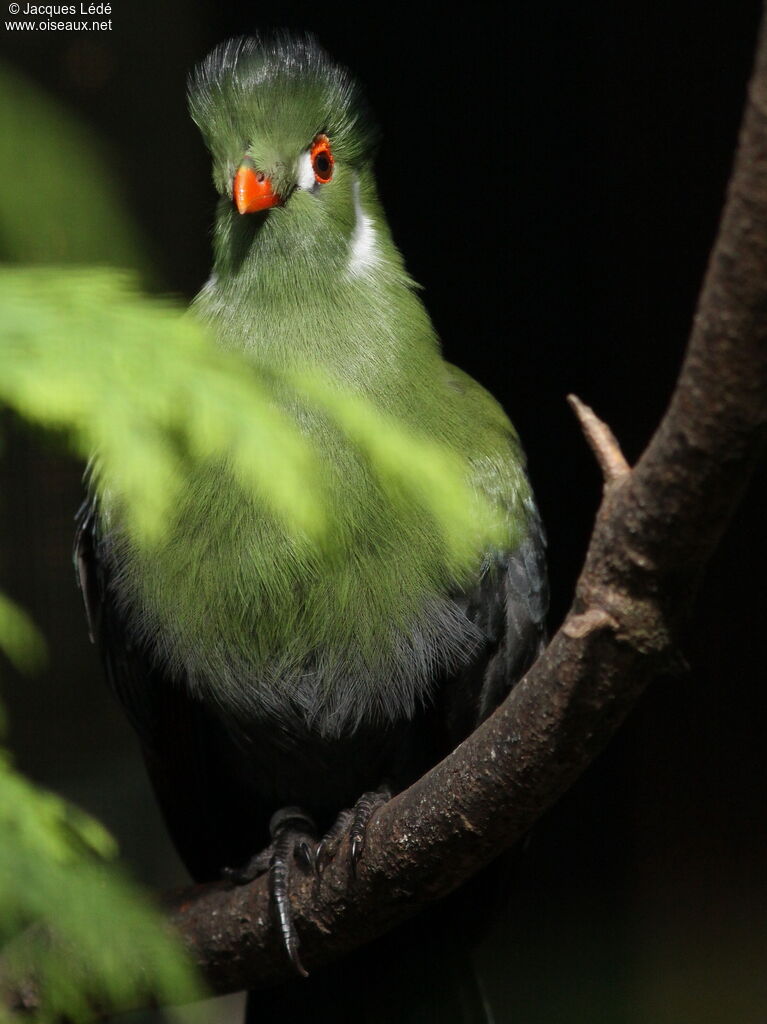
[310,135,334,184]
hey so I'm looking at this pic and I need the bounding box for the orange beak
[233,163,280,214]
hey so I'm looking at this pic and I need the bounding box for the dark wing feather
[441,498,548,745]
[477,498,548,722]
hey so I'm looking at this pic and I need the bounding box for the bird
[75,33,547,1024]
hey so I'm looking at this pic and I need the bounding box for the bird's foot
[316,784,392,876]
[224,806,317,978]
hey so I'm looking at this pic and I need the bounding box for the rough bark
[6,4,767,1017]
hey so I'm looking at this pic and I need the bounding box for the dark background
[1,3,765,1021]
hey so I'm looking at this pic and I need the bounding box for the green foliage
[0,62,145,268]
[0,266,326,542]
[0,593,46,676]
[0,577,200,1018]
[0,751,202,1023]
[0,61,200,1021]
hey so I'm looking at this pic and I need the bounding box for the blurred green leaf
[0,61,145,269]
[0,593,46,676]
[0,61,201,1023]
[296,372,508,566]
[0,266,328,543]
[0,752,202,1021]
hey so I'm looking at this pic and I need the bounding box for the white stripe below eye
[347,177,380,279]
[296,151,315,191]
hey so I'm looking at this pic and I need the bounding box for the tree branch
[567,393,631,486]
[7,5,767,1016]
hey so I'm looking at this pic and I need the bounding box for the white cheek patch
[296,150,315,191]
[347,177,380,279]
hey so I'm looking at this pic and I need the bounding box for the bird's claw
[314,808,352,875]
[316,785,392,877]
[350,834,363,871]
[222,790,390,976]
[295,838,315,872]
[267,806,317,977]
[224,806,317,977]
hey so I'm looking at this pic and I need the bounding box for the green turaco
[76,33,547,1024]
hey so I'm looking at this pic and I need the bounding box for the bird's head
[189,35,382,272]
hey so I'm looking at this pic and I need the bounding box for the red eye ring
[310,134,334,184]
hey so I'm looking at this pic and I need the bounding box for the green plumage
[104,35,531,735]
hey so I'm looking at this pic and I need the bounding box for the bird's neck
[192,178,439,394]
